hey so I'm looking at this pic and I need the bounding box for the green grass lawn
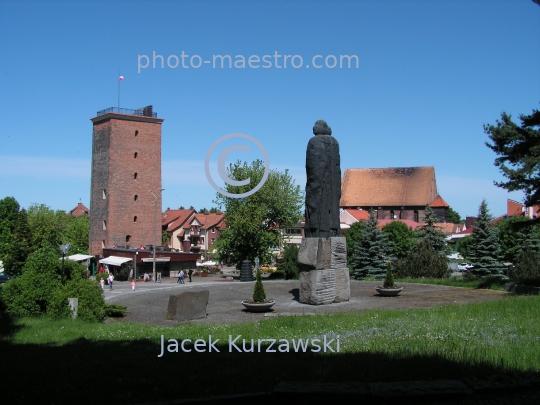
[1,293,539,404]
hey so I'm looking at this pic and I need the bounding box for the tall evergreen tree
[469,199,505,279]
[416,206,448,254]
[351,210,393,280]
[344,220,367,268]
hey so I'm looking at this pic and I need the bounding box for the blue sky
[1,0,539,219]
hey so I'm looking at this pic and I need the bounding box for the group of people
[177,269,194,284]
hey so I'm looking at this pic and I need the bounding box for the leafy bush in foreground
[48,279,105,322]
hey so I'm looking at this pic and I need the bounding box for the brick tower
[89,106,163,256]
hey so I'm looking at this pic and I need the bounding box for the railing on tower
[96,106,157,118]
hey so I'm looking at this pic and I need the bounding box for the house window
[134,216,137,223]
[134,152,138,158]
[134,195,138,201]
[211,227,215,233]
[102,189,107,199]
[103,220,107,230]
[126,235,131,242]
[211,238,215,244]
[390,210,395,219]
[134,173,138,179]
[414,210,419,223]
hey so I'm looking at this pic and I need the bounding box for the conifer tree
[252,266,266,302]
[351,210,393,280]
[469,199,505,279]
[416,206,448,254]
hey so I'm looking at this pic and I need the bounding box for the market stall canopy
[141,257,170,262]
[197,260,218,266]
[99,256,133,266]
[65,254,94,262]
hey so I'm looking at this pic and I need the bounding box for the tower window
[134,173,138,179]
[134,216,137,223]
[102,189,107,199]
[102,240,105,248]
[126,235,131,242]
[134,195,138,201]
[134,152,138,158]
[135,130,138,136]
[103,220,107,230]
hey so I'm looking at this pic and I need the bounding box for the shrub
[509,246,540,286]
[48,279,105,322]
[383,263,396,288]
[2,247,63,316]
[95,273,109,284]
[278,244,299,280]
[104,303,127,317]
[394,240,450,279]
[252,267,266,303]
[267,269,285,279]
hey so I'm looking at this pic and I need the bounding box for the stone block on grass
[166,290,209,321]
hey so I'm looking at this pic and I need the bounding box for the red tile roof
[186,212,225,230]
[67,202,89,216]
[164,209,197,232]
[429,195,449,208]
[343,209,370,221]
[341,166,438,207]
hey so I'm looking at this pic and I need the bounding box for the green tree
[27,203,68,251]
[381,221,416,259]
[448,207,463,224]
[351,210,393,280]
[394,239,450,279]
[485,107,540,208]
[279,243,299,280]
[213,160,303,266]
[495,216,533,262]
[252,266,266,302]
[64,215,89,254]
[468,199,506,279]
[0,197,32,276]
[457,235,473,259]
[416,206,448,254]
[344,221,367,269]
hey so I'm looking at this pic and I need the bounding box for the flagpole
[118,72,120,111]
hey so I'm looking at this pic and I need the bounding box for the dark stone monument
[298,120,350,305]
[240,260,254,282]
[166,290,209,321]
[304,120,342,238]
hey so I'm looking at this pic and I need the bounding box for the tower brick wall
[89,111,163,256]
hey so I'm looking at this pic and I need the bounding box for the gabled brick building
[67,202,90,217]
[340,166,450,223]
[182,212,225,257]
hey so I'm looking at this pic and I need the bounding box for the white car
[458,263,473,271]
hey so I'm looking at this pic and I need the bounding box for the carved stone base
[298,237,350,305]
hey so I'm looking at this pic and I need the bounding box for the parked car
[458,263,473,272]
[0,273,12,284]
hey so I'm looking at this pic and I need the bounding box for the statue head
[313,119,332,136]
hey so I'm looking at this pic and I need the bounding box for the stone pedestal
[297,237,350,305]
[68,298,78,319]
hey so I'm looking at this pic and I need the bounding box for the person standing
[131,279,136,291]
[188,268,193,282]
[108,274,114,291]
[178,270,185,284]
[100,278,105,290]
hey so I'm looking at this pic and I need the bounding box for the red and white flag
[119,76,124,81]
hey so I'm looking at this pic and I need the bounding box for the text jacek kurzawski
[158,334,340,357]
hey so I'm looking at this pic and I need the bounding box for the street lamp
[60,243,71,285]
[149,189,164,282]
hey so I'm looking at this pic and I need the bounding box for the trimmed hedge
[48,279,105,322]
